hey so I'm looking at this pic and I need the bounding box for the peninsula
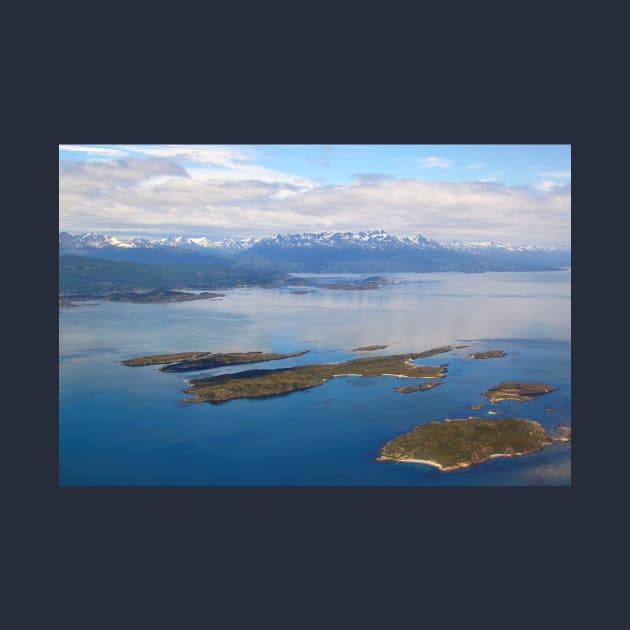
[182,346,452,403]
[122,350,308,371]
[377,416,570,471]
[482,381,557,403]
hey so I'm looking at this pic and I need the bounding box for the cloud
[537,170,571,178]
[60,156,571,245]
[465,162,487,169]
[115,144,314,187]
[59,145,127,157]
[119,144,254,166]
[535,180,563,191]
[420,156,452,168]
[351,173,394,184]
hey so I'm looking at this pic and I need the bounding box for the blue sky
[59,145,570,245]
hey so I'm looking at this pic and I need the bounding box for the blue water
[59,270,571,485]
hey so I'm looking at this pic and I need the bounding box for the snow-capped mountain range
[253,230,443,250]
[59,230,570,272]
[60,229,567,253]
[59,231,257,252]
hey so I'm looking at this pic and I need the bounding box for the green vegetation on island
[468,350,506,359]
[122,350,309,371]
[352,345,388,352]
[395,381,442,393]
[482,381,557,403]
[183,347,452,403]
[378,416,570,471]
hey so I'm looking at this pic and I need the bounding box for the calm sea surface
[59,270,571,486]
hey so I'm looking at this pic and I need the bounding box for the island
[321,276,391,291]
[352,345,388,352]
[289,290,310,295]
[395,381,442,393]
[60,288,225,305]
[122,350,309,371]
[471,403,484,410]
[377,416,570,471]
[482,381,557,403]
[468,350,506,359]
[182,346,452,403]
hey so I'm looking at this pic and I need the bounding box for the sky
[59,144,571,246]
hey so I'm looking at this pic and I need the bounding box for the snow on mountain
[59,232,259,252]
[253,230,442,250]
[60,230,566,256]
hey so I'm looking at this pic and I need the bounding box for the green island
[182,346,452,403]
[352,345,388,352]
[377,416,571,471]
[122,350,308,371]
[60,288,225,306]
[482,381,557,403]
[468,350,506,359]
[395,381,442,393]
[321,276,391,291]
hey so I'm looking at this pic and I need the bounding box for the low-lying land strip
[61,288,224,305]
[183,347,452,402]
[122,350,308,370]
[378,417,570,471]
[352,345,388,352]
[395,381,442,393]
[321,276,391,291]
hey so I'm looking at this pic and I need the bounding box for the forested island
[468,350,506,359]
[482,381,557,403]
[378,417,570,471]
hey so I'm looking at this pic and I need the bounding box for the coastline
[376,455,450,471]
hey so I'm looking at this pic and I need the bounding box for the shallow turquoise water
[59,270,571,485]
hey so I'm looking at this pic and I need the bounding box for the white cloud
[537,170,571,178]
[420,156,452,168]
[116,145,314,187]
[60,157,571,245]
[535,180,563,191]
[465,162,487,169]
[119,144,253,166]
[59,145,127,157]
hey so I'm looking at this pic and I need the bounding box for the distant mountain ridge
[59,230,570,272]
